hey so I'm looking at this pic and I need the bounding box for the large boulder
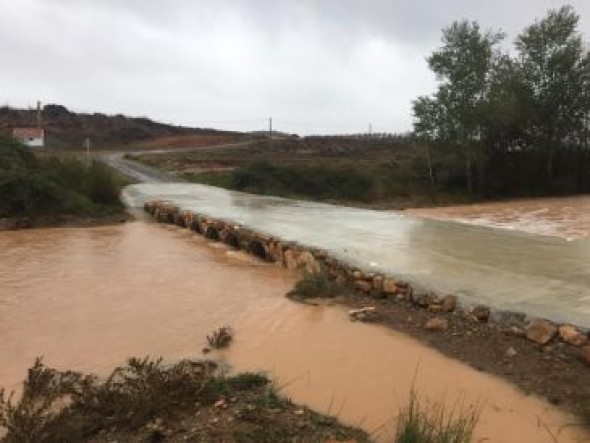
[558,325,588,347]
[354,279,372,293]
[283,249,299,270]
[298,251,321,274]
[382,278,399,295]
[442,295,457,312]
[525,319,558,345]
[472,305,490,322]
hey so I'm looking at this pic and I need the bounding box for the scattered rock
[496,310,527,328]
[382,278,398,295]
[202,347,211,354]
[348,307,379,322]
[413,294,431,308]
[372,275,384,291]
[506,347,518,358]
[581,346,590,365]
[504,326,526,338]
[294,409,305,416]
[428,304,443,313]
[558,324,588,347]
[283,249,299,270]
[425,317,448,331]
[214,399,227,409]
[525,319,557,345]
[352,270,363,280]
[442,295,457,312]
[472,305,490,322]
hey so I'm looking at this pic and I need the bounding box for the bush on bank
[0,135,122,218]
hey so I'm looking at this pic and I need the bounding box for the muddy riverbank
[1,222,588,442]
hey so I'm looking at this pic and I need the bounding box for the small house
[13,128,45,148]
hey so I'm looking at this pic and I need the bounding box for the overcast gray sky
[1,1,589,134]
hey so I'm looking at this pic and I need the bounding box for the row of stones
[144,200,590,359]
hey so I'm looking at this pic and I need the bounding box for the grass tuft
[206,325,234,349]
[394,387,479,443]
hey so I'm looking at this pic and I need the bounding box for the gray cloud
[1,0,589,134]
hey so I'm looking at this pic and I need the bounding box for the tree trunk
[465,147,474,197]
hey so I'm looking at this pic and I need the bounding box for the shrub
[289,269,344,299]
[206,326,234,349]
[0,357,216,442]
[0,170,65,217]
[86,161,120,205]
[0,136,37,170]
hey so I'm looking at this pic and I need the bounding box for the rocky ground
[87,389,368,443]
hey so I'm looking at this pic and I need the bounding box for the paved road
[101,141,253,183]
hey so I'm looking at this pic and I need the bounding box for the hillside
[0,104,243,150]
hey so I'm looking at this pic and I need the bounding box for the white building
[13,127,45,148]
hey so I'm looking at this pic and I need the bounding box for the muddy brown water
[1,223,588,442]
[408,195,590,240]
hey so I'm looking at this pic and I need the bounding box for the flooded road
[409,195,590,240]
[1,222,588,442]
[124,183,590,328]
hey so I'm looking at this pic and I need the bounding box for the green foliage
[230,160,373,202]
[413,5,590,198]
[395,388,479,443]
[0,170,65,216]
[0,136,122,218]
[289,268,344,299]
[0,135,37,170]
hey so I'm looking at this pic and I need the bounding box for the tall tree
[515,5,590,179]
[413,21,504,196]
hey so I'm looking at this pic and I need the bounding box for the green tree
[515,5,590,179]
[413,21,505,196]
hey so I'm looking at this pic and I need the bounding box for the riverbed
[1,222,588,442]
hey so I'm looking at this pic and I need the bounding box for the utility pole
[36,100,42,129]
[269,117,273,137]
[84,137,91,168]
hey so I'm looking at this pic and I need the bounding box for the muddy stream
[1,222,588,442]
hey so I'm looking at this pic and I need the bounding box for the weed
[289,268,344,299]
[207,325,234,349]
[394,387,479,443]
[0,357,216,442]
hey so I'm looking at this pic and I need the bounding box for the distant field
[129,134,246,150]
[131,138,469,209]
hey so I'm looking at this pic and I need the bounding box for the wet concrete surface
[122,183,590,328]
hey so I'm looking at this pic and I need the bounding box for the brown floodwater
[408,195,590,240]
[1,222,588,442]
